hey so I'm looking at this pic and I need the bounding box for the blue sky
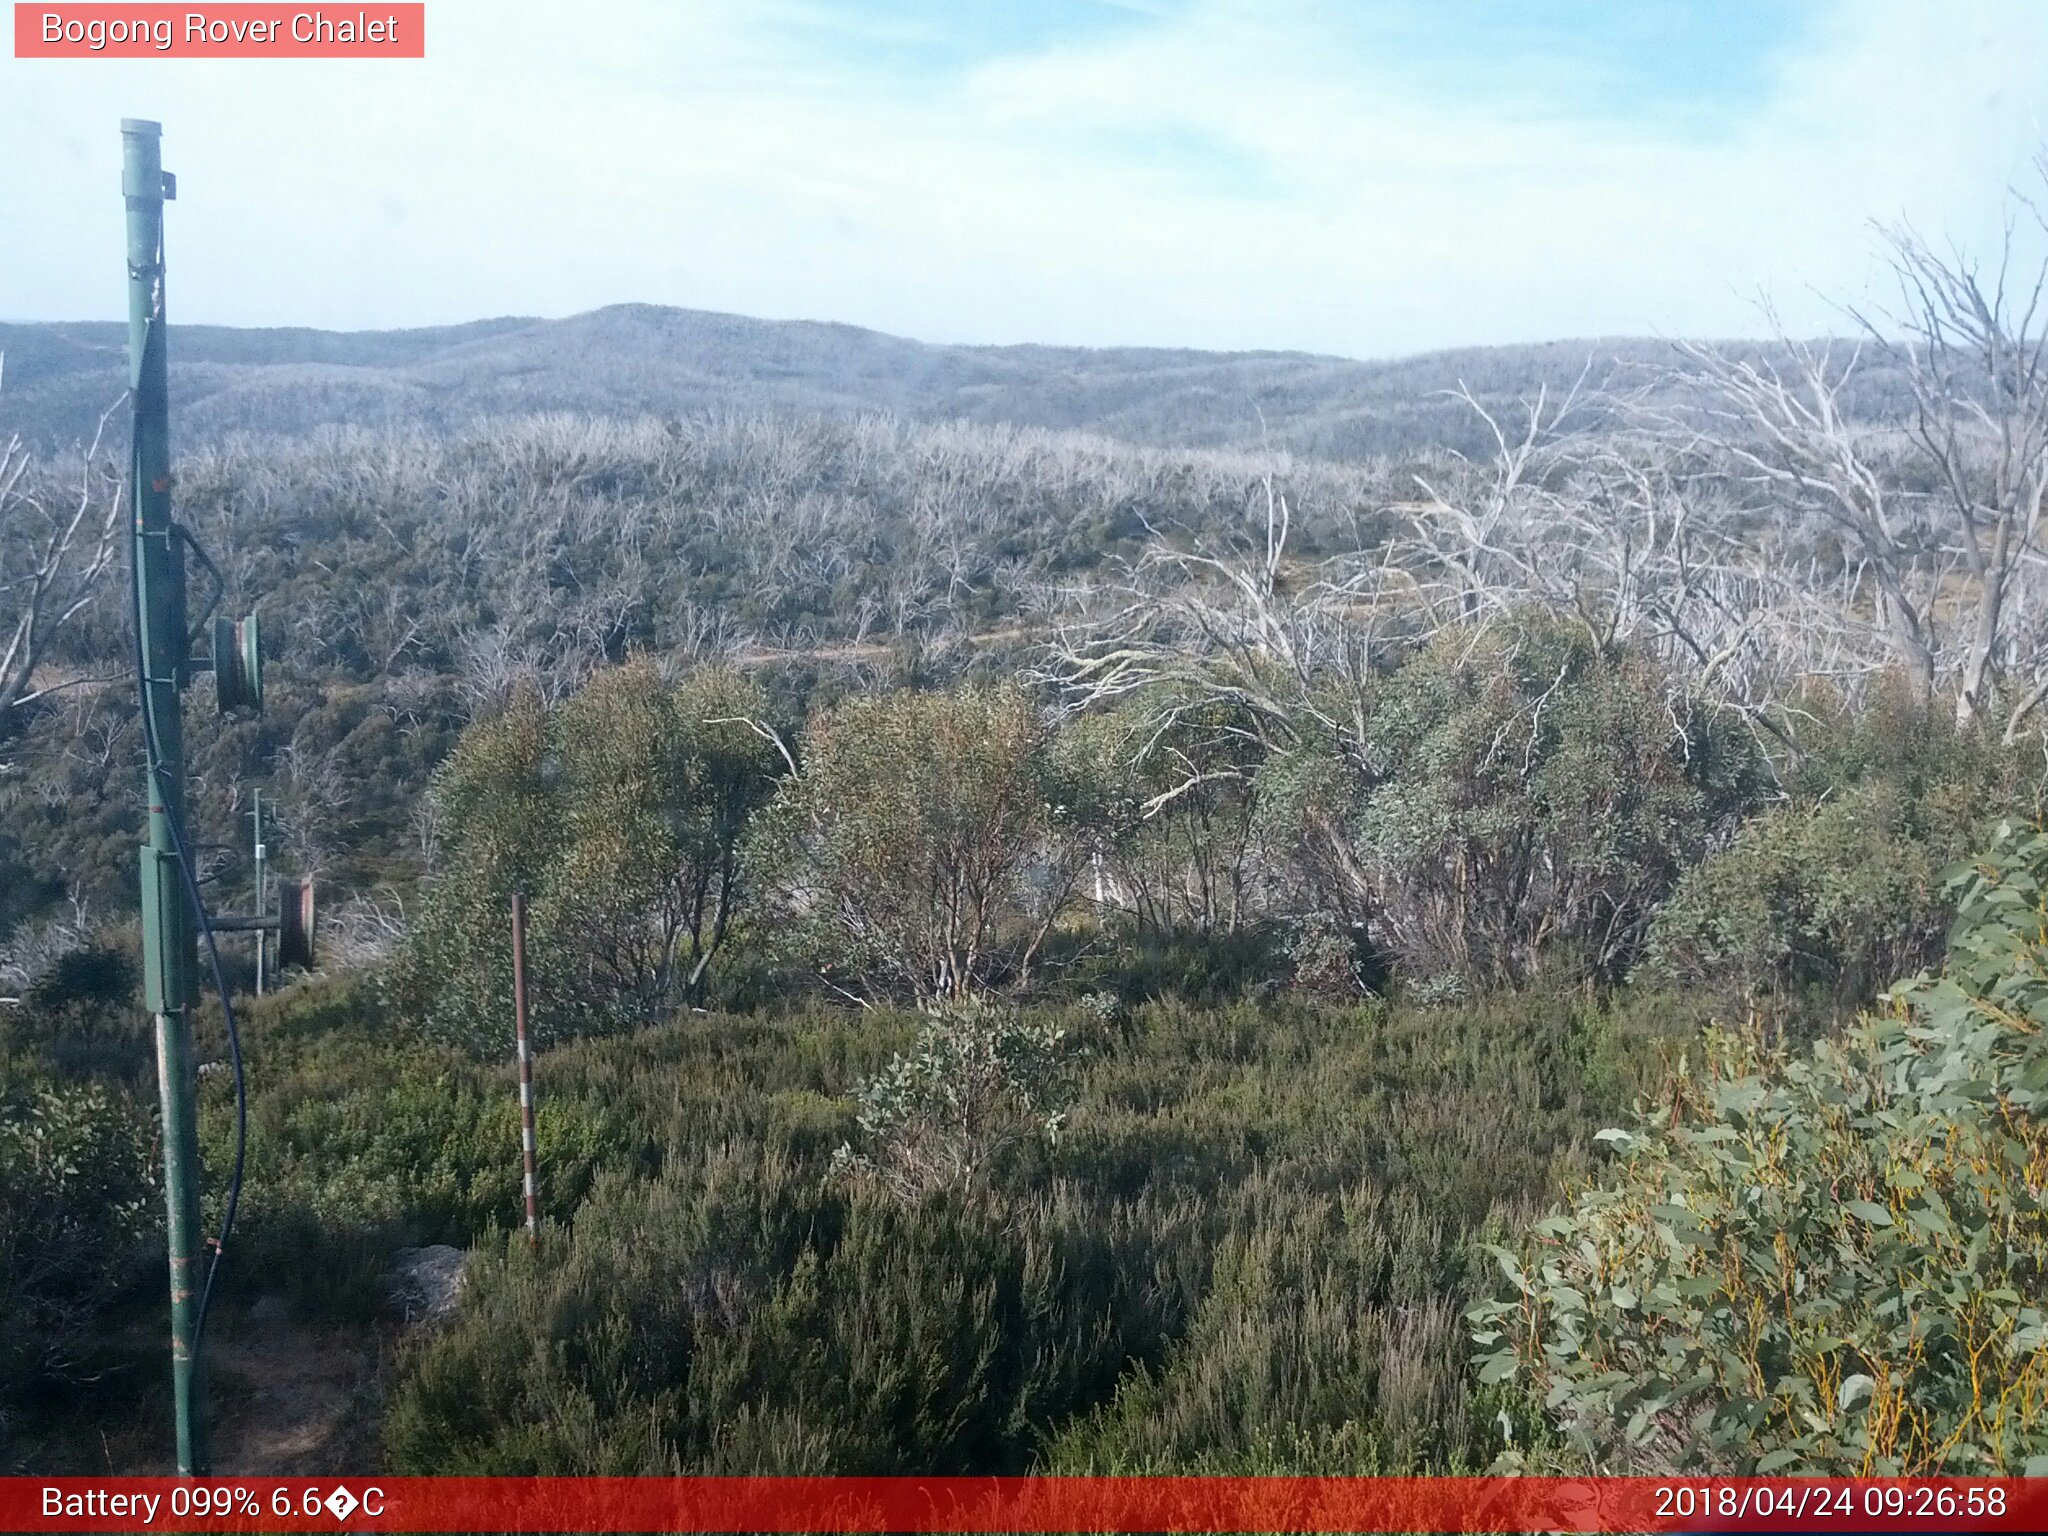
[3,0,2045,356]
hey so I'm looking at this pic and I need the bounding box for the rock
[248,1294,293,1325]
[386,1244,467,1325]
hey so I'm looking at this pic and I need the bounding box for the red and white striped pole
[510,892,539,1248]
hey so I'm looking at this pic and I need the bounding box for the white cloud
[1,0,2043,354]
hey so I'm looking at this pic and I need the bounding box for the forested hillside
[5,189,2048,1479]
[0,306,1908,460]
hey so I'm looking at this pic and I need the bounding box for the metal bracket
[177,524,225,644]
[140,846,189,1012]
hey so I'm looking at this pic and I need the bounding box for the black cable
[128,300,247,1364]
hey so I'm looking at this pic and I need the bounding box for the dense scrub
[384,627,2037,1039]
[390,662,785,1048]
[380,988,1645,1473]
[0,411,1392,925]
[2,930,1672,1471]
[8,607,2038,1470]
[0,938,163,1460]
[5,608,2042,1474]
[24,814,2048,1474]
[1647,684,2043,1015]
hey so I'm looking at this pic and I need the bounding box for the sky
[3,0,2046,357]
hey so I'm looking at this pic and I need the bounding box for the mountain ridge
[0,302,1811,459]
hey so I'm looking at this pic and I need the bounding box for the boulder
[386,1244,467,1325]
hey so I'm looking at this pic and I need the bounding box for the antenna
[123,118,316,1477]
[123,115,209,1477]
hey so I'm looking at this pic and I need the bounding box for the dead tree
[1680,160,2048,739]
[1395,387,1877,748]
[1677,334,1943,709]
[1042,470,1396,775]
[0,373,125,743]
[1881,191,2048,737]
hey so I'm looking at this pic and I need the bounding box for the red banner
[4,1476,2044,1533]
[13,5,424,58]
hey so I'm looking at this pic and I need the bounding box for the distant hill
[0,304,1878,459]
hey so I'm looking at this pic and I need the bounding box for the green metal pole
[123,117,207,1478]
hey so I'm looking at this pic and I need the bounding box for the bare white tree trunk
[0,373,126,741]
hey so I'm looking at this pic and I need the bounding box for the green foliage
[751,685,1104,1002]
[394,662,784,1049]
[1044,1191,1472,1473]
[1347,615,1765,989]
[1076,925,1287,1007]
[391,683,554,1049]
[834,1001,1076,1200]
[189,975,627,1323]
[0,1071,159,1438]
[375,982,1628,1474]
[0,929,150,1082]
[1471,827,2048,1474]
[0,930,161,1445]
[537,661,786,1026]
[385,1162,1156,1475]
[1284,915,1372,1000]
[1784,679,2044,843]
[1078,699,1269,941]
[1649,691,2043,1009]
[1646,787,1942,1005]
[1249,743,1378,935]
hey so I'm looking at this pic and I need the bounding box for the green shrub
[749,685,1105,1003]
[375,985,1627,1475]
[195,975,627,1321]
[1044,1189,1476,1473]
[384,1160,1171,1475]
[1259,614,1766,992]
[1645,786,1943,1006]
[388,684,554,1050]
[0,930,151,1083]
[1648,690,2045,1012]
[833,1001,1076,1200]
[1471,827,2048,1474]
[1075,699,1271,943]
[1075,925,1286,1006]
[0,1073,159,1438]
[1785,679,2044,840]
[392,663,784,1052]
